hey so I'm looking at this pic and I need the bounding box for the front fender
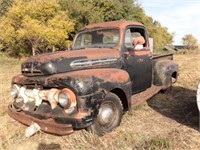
[47,68,131,117]
[46,68,131,96]
[11,69,131,126]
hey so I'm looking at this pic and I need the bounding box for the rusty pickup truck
[8,21,178,136]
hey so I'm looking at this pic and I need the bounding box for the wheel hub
[98,104,115,126]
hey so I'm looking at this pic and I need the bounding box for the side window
[125,27,146,49]
[125,29,132,47]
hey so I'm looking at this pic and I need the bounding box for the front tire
[88,93,123,136]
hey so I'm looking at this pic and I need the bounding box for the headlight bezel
[58,92,70,108]
[11,84,20,98]
[58,88,77,110]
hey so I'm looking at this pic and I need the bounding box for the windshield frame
[72,27,120,50]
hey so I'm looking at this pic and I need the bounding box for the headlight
[58,88,76,110]
[11,84,20,98]
[58,92,70,108]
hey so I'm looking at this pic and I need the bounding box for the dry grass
[0,50,200,150]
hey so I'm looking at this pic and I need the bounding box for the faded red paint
[124,49,151,59]
[8,105,74,135]
[131,85,162,108]
[35,48,120,62]
[129,49,151,56]
[12,74,28,83]
[82,20,144,30]
[49,68,130,83]
[62,88,77,109]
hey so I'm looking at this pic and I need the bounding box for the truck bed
[152,53,173,61]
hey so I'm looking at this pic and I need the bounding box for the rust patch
[61,88,77,109]
[35,48,120,62]
[131,85,163,108]
[125,49,151,59]
[49,68,130,84]
[8,105,74,135]
[130,50,151,56]
[82,20,144,30]
[12,74,28,83]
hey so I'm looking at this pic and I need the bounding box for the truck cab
[8,21,178,136]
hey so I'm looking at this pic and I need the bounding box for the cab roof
[81,20,144,30]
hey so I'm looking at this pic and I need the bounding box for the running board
[131,85,163,108]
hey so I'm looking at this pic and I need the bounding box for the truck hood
[21,48,121,76]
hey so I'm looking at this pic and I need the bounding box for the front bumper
[8,105,74,135]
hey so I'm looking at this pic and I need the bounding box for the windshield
[73,28,120,49]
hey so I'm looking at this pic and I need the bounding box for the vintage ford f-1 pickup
[8,21,178,136]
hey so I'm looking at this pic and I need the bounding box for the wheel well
[172,71,177,79]
[110,88,128,111]
[172,71,178,83]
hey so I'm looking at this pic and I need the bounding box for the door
[122,26,152,94]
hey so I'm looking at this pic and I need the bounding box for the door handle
[137,58,144,62]
[149,55,153,60]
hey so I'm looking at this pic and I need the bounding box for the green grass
[145,136,171,150]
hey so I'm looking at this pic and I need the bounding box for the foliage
[59,0,173,50]
[58,0,135,31]
[0,0,74,56]
[182,34,198,50]
[0,0,174,56]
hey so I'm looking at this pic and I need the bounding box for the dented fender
[12,68,131,114]
[46,68,131,95]
[153,59,178,86]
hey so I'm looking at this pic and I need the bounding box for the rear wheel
[88,93,123,136]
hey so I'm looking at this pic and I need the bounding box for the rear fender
[153,60,178,87]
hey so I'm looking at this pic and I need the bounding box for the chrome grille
[22,62,43,76]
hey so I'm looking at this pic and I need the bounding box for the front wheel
[87,93,123,136]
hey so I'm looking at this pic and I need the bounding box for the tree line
[0,0,174,57]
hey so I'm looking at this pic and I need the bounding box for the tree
[0,0,174,56]
[0,0,74,56]
[182,34,198,50]
[59,0,173,50]
[58,0,135,31]
[130,4,173,51]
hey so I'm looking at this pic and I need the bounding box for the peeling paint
[8,20,178,136]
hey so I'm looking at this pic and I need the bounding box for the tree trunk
[52,45,55,52]
[32,45,36,56]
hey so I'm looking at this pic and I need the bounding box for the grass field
[0,51,200,150]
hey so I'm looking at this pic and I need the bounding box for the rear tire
[87,93,123,136]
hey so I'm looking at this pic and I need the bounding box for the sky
[137,0,200,45]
